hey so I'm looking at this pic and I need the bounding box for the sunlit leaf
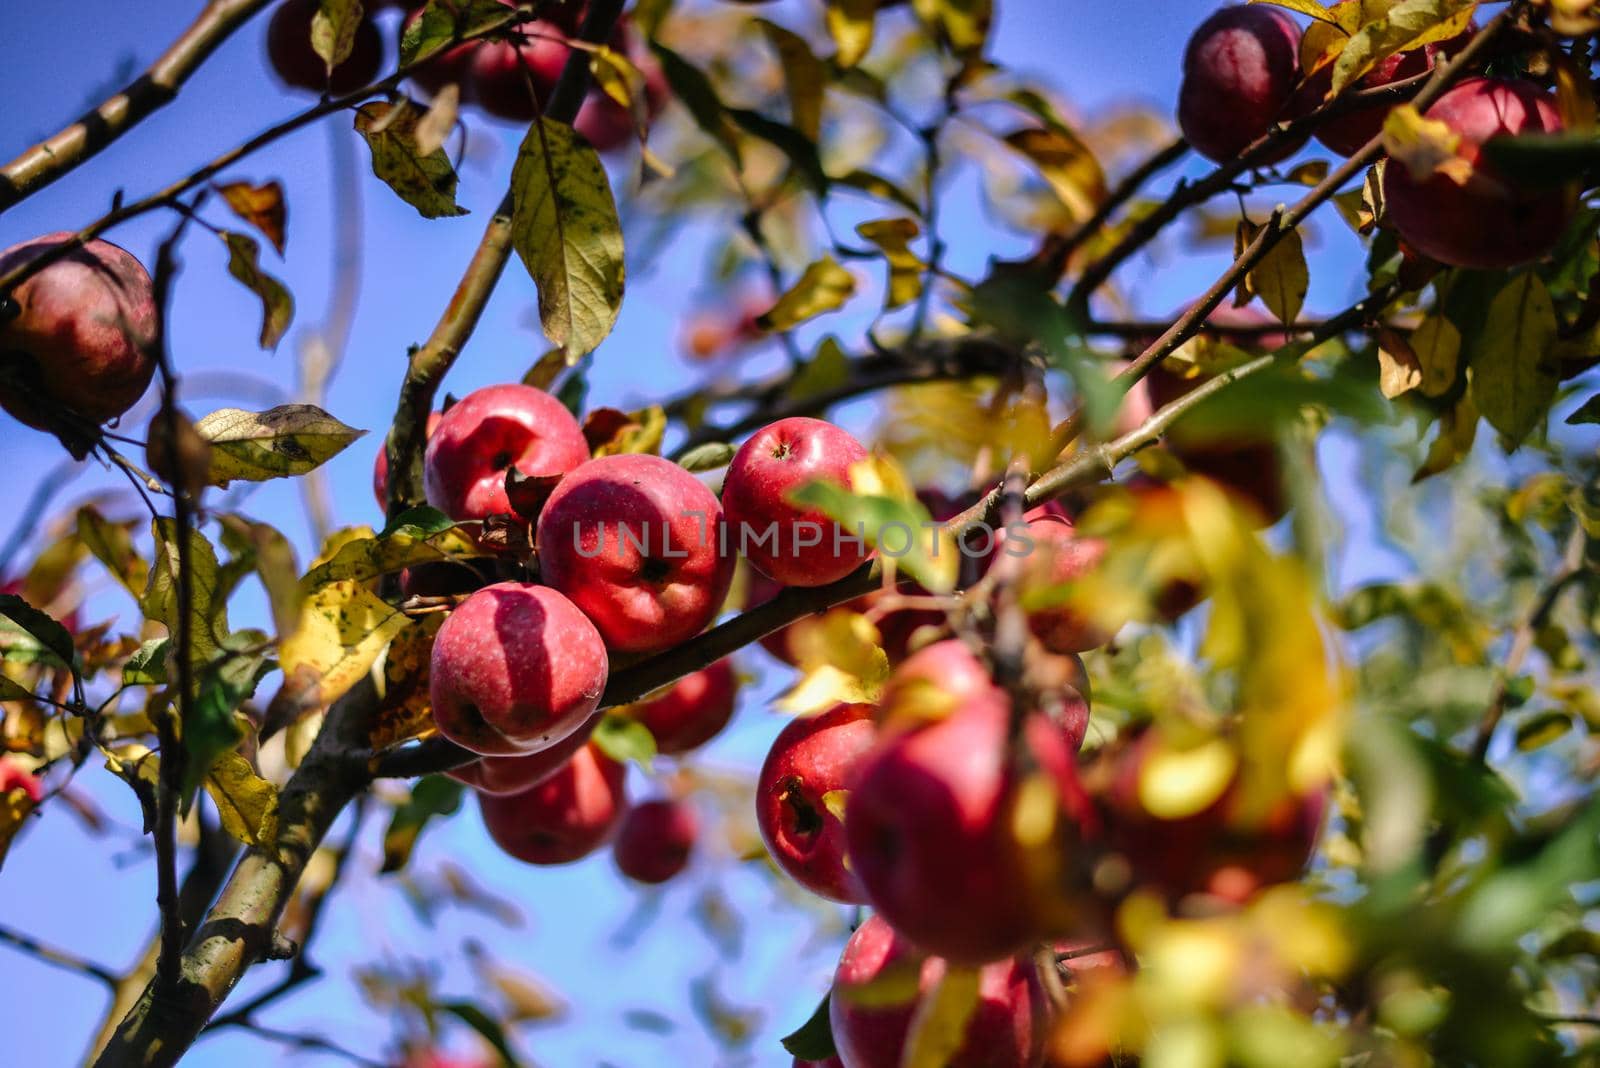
[826,0,877,66]
[355,99,470,219]
[270,580,410,730]
[593,712,657,770]
[300,514,478,590]
[1410,315,1461,397]
[312,0,366,72]
[757,257,856,331]
[677,442,735,472]
[194,404,364,487]
[901,965,979,1068]
[1332,0,1477,96]
[1470,273,1558,445]
[204,749,280,847]
[1382,103,1473,184]
[216,180,287,255]
[1001,126,1106,223]
[757,19,826,140]
[221,231,294,349]
[855,218,925,309]
[1245,222,1309,327]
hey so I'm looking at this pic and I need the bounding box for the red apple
[793,1059,844,1068]
[0,757,43,804]
[573,41,669,152]
[995,513,1113,655]
[756,702,878,903]
[447,711,600,795]
[722,417,874,587]
[829,915,1048,1068]
[0,234,156,430]
[403,8,481,101]
[422,383,590,525]
[428,582,608,756]
[469,22,571,122]
[876,639,998,730]
[266,0,385,94]
[845,688,1040,964]
[613,797,698,884]
[535,453,735,653]
[478,742,626,864]
[373,409,443,508]
[1177,5,1304,164]
[630,658,739,754]
[1382,77,1570,269]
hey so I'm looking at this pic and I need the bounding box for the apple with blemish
[535,453,735,653]
[613,797,698,884]
[756,702,878,903]
[266,0,384,94]
[0,234,157,432]
[722,417,874,587]
[631,658,739,754]
[478,742,626,864]
[829,915,1048,1068]
[423,383,590,527]
[447,712,600,795]
[428,582,608,756]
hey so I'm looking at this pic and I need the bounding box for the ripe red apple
[373,409,442,508]
[756,702,878,903]
[793,1058,844,1068]
[573,43,670,152]
[613,797,698,884]
[0,234,156,430]
[422,383,590,525]
[404,8,481,100]
[447,711,599,795]
[469,23,571,122]
[1382,77,1570,269]
[829,915,1047,1068]
[630,658,739,754]
[428,582,608,756]
[1177,4,1304,164]
[0,757,43,804]
[535,453,735,653]
[995,513,1113,655]
[876,639,999,729]
[722,417,874,587]
[1095,731,1326,905]
[478,742,627,864]
[266,0,385,94]
[845,688,1039,964]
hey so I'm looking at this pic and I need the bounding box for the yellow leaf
[1411,315,1461,397]
[204,750,280,848]
[1331,0,1478,96]
[757,19,826,140]
[510,118,626,360]
[758,258,857,331]
[275,581,410,725]
[1471,273,1559,444]
[900,965,980,1068]
[826,0,878,67]
[369,614,445,751]
[591,405,667,457]
[1001,127,1107,223]
[1412,392,1478,482]
[1138,736,1237,820]
[1376,327,1423,399]
[1246,224,1309,327]
[194,404,365,486]
[1250,0,1342,24]
[855,218,926,310]
[777,609,890,714]
[1382,103,1474,184]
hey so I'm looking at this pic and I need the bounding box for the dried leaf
[216,180,287,255]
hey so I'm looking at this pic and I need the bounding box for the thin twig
[0,923,119,987]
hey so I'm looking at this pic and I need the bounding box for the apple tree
[3,0,1600,1065]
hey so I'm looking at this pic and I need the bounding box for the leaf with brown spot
[356,100,470,220]
[216,181,287,255]
[369,613,444,751]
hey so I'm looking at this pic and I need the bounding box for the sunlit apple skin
[1382,77,1570,270]
[1176,5,1304,164]
[876,639,999,727]
[447,711,600,795]
[478,743,626,864]
[1096,731,1327,905]
[631,658,739,754]
[845,689,1039,965]
[422,383,590,525]
[829,915,1048,1068]
[0,756,43,804]
[535,453,735,653]
[756,702,878,903]
[613,797,698,884]
[373,410,443,508]
[267,0,385,94]
[0,234,156,430]
[994,514,1112,655]
[722,417,874,587]
[428,582,608,756]
[468,13,571,122]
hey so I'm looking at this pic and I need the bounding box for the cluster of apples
[265,0,668,154]
[1179,4,1572,269]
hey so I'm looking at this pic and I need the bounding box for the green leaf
[855,218,925,310]
[726,108,831,197]
[757,257,856,331]
[677,441,736,473]
[1566,392,1600,425]
[218,515,302,640]
[355,99,470,220]
[400,0,511,66]
[312,0,366,72]
[788,336,852,402]
[123,639,171,686]
[510,118,626,360]
[204,749,280,848]
[381,774,464,872]
[1482,131,1600,189]
[221,231,294,349]
[0,594,75,669]
[184,632,275,802]
[1331,0,1478,96]
[1411,315,1461,397]
[780,992,837,1060]
[1470,273,1558,445]
[757,19,826,140]
[194,403,364,486]
[1515,709,1573,751]
[301,514,479,591]
[901,965,980,1068]
[593,712,657,771]
[76,507,147,600]
[437,1001,524,1068]
[650,43,743,168]
[787,478,955,593]
[141,518,229,670]
[826,0,877,66]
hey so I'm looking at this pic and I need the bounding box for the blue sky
[0,2,1457,1065]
